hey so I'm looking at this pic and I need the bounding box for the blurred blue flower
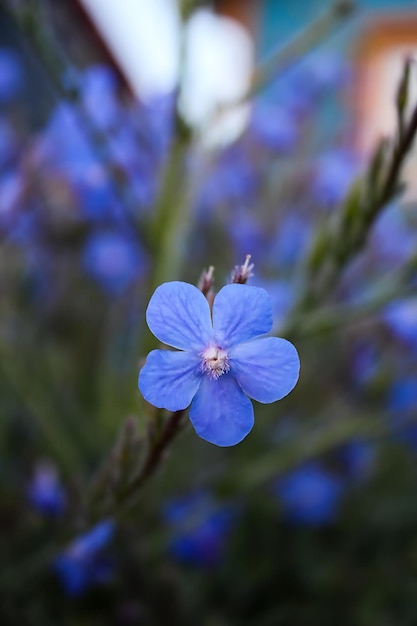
[270,213,311,268]
[80,65,120,132]
[350,340,378,388]
[38,102,98,187]
[228,211,266,261]
[0,171,25,220]
[388,377,417,449]
[389,378,417,415]
[312,149,361,206]
[163,492,235,567]
[82,231,145,294]
[27,462,66,517]
[197,149,258,217]
[248,103,298,152]
[53,520,115,596]
[275,462,345,525]
[0,49,23,103]
[139,282,300,446]
[0,118,17,168]
[297,54,351,99]
[339,440,376,481]
[72,166,117,221]
[371,205,416,269]
[135,92,175,159]
[269,54,350,116]
[382,298,417,347]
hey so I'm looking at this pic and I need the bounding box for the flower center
[200,344,230,380]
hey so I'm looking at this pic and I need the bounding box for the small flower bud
[198,265,215,306]
[231,255,254,284]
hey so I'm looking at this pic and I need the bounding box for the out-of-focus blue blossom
[39,102,97,177]
[248,103,298,152]
[53,520,115,596]
[0,172,25,220]
[371,204,416,269]
[139,281,300,446]
[297,54,351,99]
[38,84,163,218]
[275,462,345,526]
[382,298,417,347]
[82,231,145,295]
[350,340,379,389]
[0,49,23,103]
[311,149,361,207]
[79,65,120,132]
[0,118,17,168]
[163,492,235,567]
[268,54,350,116]
[196,148,258,217]
[270,213,311,268]
[388,377,417,449]
[135,92,175,160]
[389,378,417,415]
[72,165,117,221]
[339,440,376,481]
[106,126,159,211]
[228,211,266,261]
[27,462,66,517]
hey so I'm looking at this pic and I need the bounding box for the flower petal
[189,374,254,446]
[138,349,202,411]
[146,281,213,351]
[212,284,272,348]
[230,337,300,403]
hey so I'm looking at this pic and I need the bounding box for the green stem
[149,137,192,290]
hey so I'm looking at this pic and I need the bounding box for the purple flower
[138,282,300,446]
[53,520,114,596]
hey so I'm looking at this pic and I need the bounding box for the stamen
[200,344,230,379]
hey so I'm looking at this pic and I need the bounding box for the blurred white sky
[79,0,253,136]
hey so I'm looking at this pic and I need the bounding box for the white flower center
[200,344,230,379]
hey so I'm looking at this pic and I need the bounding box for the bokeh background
[2,0,417,624]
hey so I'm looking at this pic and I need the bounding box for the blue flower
[82,231,145,294]
[382,298,417,348]
[79,65,120,132]
[138,281,300,446]
[388,377,417,450]
[163,492,235,567]
[0,49,23,103]
[339,439,376,481]
[27,462,66,517]
[53,521,115,596]
[312,149,361,207]
[275,462,345,526]
[248,103,298,152]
